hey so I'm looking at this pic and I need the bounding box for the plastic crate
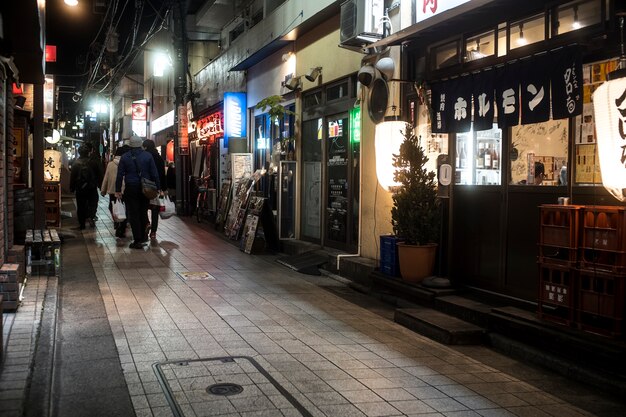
[380,235,402,277]
[539,204,582,248]
[537,263,575,326]
[580,206,626,273]
[576,268,625,337]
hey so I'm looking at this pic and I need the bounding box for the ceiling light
[64,0,78,6]
[516,24,527,46]
[572,6,581,29]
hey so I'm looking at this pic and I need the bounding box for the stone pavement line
[83,200,596,417]
[0,275,48,417]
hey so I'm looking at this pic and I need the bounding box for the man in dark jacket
[143,139,166,240]
[84,142,104,224]
[70,145,99,230]
[115,136,160,249]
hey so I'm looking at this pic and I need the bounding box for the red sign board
[12,83,23,94]
[131,101,147,120]
[45,45,57,63]
[178,105,189,155]
[196,110,224,143]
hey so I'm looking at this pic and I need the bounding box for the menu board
[215,179,232,228]
[326,119,348,243]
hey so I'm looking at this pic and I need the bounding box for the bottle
[492,145,499,170]
[476,142,485,169]
[484,143,492,169]
[459,142,467,168]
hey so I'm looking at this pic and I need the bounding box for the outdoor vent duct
[340,0,384,47]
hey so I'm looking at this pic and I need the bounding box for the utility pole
[171,0,190,215]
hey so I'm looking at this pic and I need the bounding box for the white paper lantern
[375,121,407,190]
[592,77,626,202]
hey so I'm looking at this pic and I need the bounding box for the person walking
[115,136,160,249]
[143,139,166,240]
[101,146,129,238]
[86,142,104,224]
[69,145,99,230]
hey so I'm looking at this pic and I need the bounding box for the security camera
[285,76,301,91]
[357,64,378,87]
[305,67,322,82]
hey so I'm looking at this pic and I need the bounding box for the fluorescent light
[64,0,78,6]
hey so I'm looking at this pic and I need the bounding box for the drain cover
[206,383,244,396]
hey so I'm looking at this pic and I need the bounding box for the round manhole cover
[206,383,244,396]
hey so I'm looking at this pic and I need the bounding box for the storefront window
[465,30,495,62]
[510,15,545,50]
[327,81,349,102]
[433,40,460,70]
[455,125,502,186]
[556,0,601,35]
[509,120,568,186]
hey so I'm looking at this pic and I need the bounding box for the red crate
[576,268,625,337]
[540,205,582,248]
[537,264,575,326]
[581,206,626,251]
[538,245,577,267]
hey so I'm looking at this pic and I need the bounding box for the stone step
[394,306,486,345]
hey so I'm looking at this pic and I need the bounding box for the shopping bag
[149,196,165,211]
[160,196,175,219]
[112,200,127,221]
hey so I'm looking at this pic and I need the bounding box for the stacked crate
[538,205,626,336]
[26,229,61,276]
[380,235,402,277]
[538,205,582,325]
[577,206,626,336]
[0,263,22,311]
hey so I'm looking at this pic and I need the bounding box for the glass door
[301,119,322,241]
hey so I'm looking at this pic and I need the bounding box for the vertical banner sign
[592,77,626,202]
[521,54,550,125]
[472,70,495,131]
[178,105,189,155]
[551,46,583,119]
[349,106,361,143]
[131,99,147,137]
[186,100,197,140]
[44,76,55,121]
[496,63,520,128]
[430,81,449,133]
[448,75,472,133]
[223,92,247,148]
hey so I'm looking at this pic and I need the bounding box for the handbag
[112,200,126,221]
[132,153,159,199]
[160,196,175,219]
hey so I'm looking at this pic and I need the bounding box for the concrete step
[433,294,495,328]
[394,306,486,345]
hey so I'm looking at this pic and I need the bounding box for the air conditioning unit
[340,0,384,47]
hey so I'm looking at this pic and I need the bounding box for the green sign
[349,106,361,143]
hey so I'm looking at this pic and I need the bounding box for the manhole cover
[206,383,244,396]
[176,271,215,281]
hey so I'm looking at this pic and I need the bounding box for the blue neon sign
[223,92,247,148]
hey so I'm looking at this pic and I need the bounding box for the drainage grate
[153,356,312,417]
[206,383,244,396]
[176,271,215,281]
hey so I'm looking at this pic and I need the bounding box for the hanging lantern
[375,121,407,190]
[592,75,626,202]
[166,140,174,162]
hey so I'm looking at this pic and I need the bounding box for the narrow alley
[0,198,624,417]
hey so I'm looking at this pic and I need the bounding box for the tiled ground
[79,202,611,417]
[1,198,624,417]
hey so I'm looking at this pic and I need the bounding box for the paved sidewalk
[1,197,626,416]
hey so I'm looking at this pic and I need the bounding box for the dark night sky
[46,0,170,118]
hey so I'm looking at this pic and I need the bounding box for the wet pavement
[1,197,625,417]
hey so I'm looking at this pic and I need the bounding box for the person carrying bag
[115,135,161,249]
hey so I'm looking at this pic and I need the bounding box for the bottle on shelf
[492,144,499,169]
[484,143,492,169]
[459,141,467,168]
[476,142,485,169]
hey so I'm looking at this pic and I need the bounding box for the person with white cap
[115,135,161,249]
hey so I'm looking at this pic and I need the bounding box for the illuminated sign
[45,45,57,63]
[224,92,247,147]
[197,111,223,142]
[178,105,189,155]
[416,0,472,24]
[44,76,54,121]
[151,110,174,134]
[349,106,361,143]
[12,83,23,94]
[132,100,147,120]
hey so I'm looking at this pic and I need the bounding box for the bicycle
[195,176,211,223]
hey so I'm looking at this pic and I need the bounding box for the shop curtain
[551,46,583,119]
[430,81,450,133]
[520,54,551,124]
[472,70,495,131]
[448,75,473,133]
[496,63,521,128]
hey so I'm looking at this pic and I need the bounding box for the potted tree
[391,123,440,283]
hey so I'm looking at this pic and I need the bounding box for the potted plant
[391,123,440,283]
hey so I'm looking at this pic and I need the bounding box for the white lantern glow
[592,76,626,202]
[375,121,407,190]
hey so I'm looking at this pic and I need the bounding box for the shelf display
[455,125,502,185]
